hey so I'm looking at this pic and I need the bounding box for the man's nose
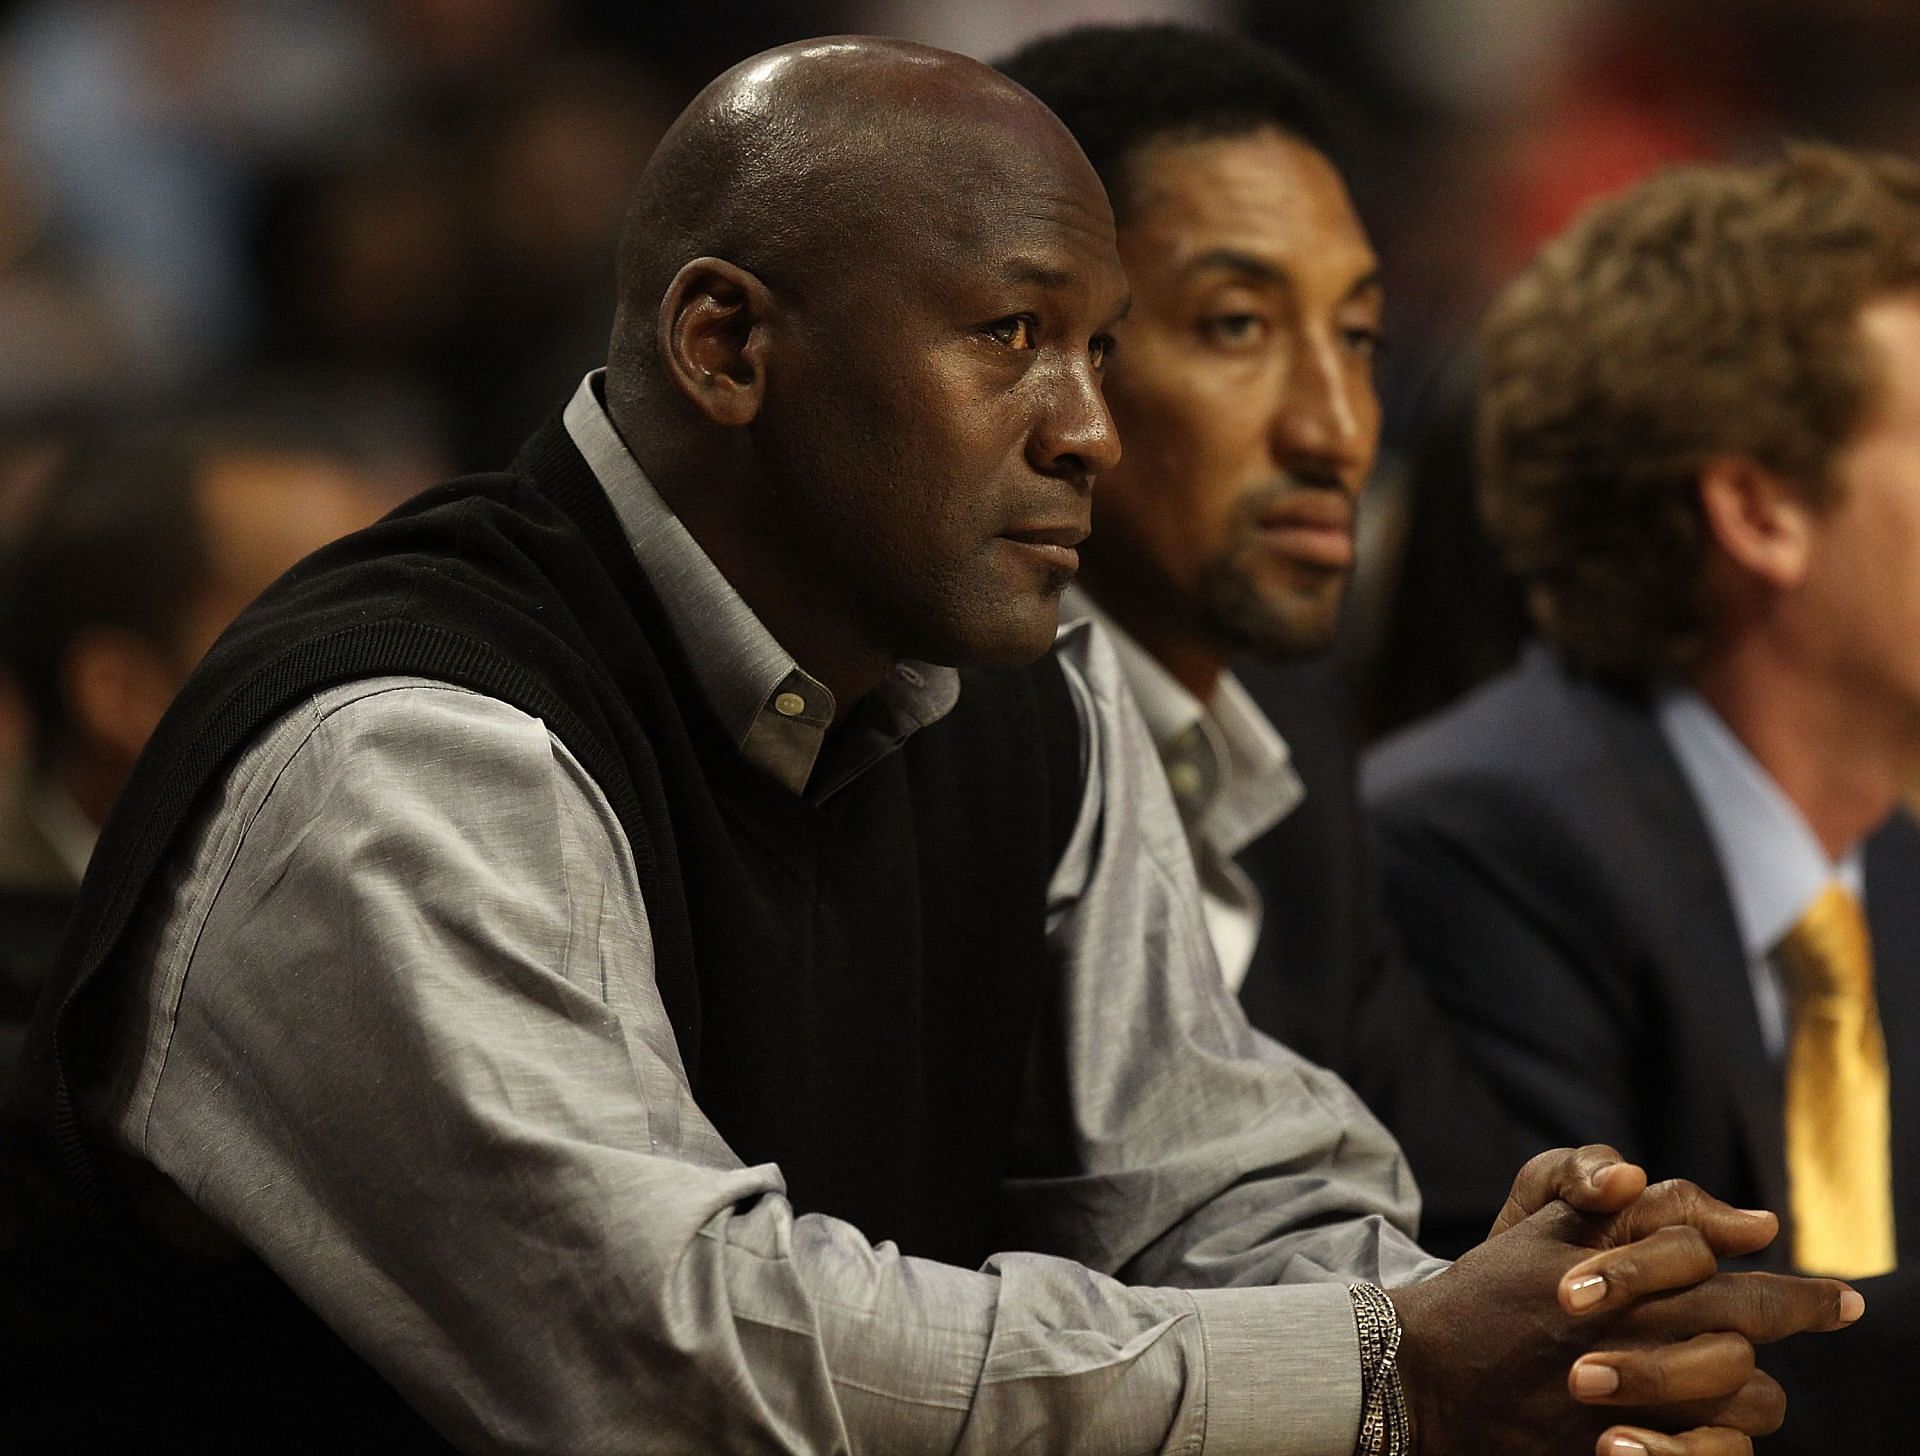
[1272,335,1371,489]
[1031,359,1122,482]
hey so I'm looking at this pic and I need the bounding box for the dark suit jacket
[1236,658,1541,1254]
[1234,658,1368,1070]
[1363,645,1920,1449]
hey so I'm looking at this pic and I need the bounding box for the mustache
[1234,466,1353,524]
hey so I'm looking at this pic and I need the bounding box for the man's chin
[1204,582,1345,662]
[923,597,1066,670]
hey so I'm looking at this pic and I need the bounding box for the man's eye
[1089,333,1116,370]
[1343,325,1386,358]
[985,316,1037,349]
[1201,313,1267,348]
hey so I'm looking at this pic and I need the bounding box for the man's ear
[657,257,776,428]
[1697,455,1817,592]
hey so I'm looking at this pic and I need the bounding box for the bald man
[7,38,1855,1456]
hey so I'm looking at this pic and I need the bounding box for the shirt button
[774,691,808,718]
[1167,762,1204,799]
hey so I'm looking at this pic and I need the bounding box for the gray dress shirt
[104,373,1442,1455]
[1061,589,1305,994]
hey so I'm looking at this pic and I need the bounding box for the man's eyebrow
[1183,251,1385,303]
[1183,248,1288,285]
[1000,259,1077,289]
[1346,268,1385,302]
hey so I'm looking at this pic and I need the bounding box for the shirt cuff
[1188,1281,1363,1456]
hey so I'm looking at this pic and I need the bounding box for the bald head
[595,35,1128,693]
[608,36,1106,404]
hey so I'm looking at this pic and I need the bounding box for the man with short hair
[1000,23,1368,997]
[1366,145,1920,1448]
[999,23,1537,1249]
[7,40,1857,1456]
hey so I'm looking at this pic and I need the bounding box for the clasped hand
[1388,1145,1861,1456]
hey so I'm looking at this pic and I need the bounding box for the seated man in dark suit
[1365,146,1920,1445]
[999,24,1540,1249]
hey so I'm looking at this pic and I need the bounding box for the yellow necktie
[1777,883,1897,1278]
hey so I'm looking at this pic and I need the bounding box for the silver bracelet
[1347,1282,1414,1456]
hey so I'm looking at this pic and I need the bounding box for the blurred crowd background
[4,0,1920,780]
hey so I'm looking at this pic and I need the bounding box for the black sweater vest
[3,419,1081,1449]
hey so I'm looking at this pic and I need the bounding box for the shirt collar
[1655,682,1865,959]
[562,371,958,796]
[1204,671,1305,858]
[1061,586,1302,857]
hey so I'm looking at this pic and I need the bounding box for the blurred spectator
[203,370,454,500]
[0,115,127,411]
[571,0,869,84]
[255,139,475,396]
[460,55,672,464]
[1,418,403,863]
[0,0,393,392]
[0,410,77,872]
[254,51,670,468]
[0,414,396,1079]
[380,0,563,105]
[856,0,1226,60]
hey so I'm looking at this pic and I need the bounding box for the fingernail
[1604,1439,1649,1456]
[1572,1361,1620,1398]
[1841,1289,1866,1324]
[1738,1208,1773,1219]
[1566,1273,1608,1310]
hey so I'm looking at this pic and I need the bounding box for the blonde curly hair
[1479,144,1920,677]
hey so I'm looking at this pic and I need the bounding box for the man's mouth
[1000,522,1088,575]
[1255,491,1355,570]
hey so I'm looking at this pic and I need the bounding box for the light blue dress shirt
[1655,685,1865,1060]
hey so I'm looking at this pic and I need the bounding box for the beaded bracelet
[1346,1282,1413,1456]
